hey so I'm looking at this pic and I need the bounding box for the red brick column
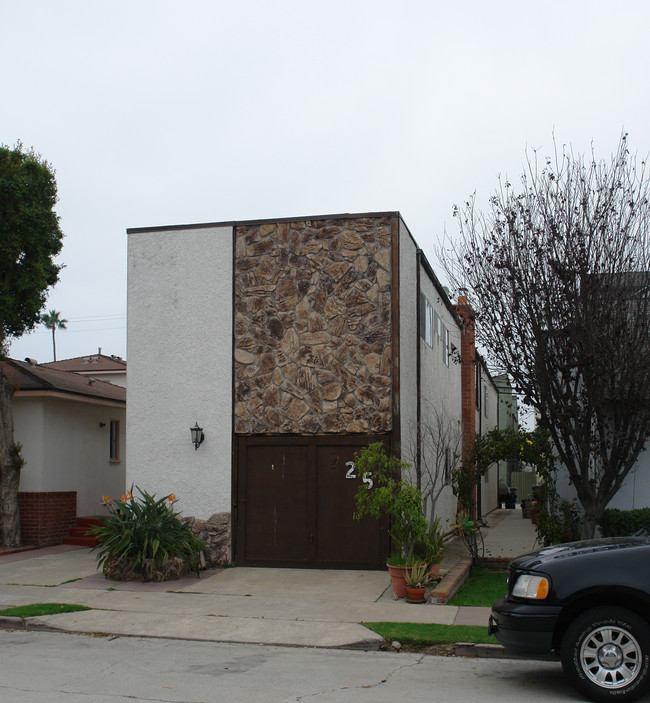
[18,491,77,546]
[454,296,477,515]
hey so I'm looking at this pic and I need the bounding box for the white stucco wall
[14,395,126,515]
[555,445,650,513]
[608,448,650,510]
[127,225,233,519]
[85,372,126,388]
[398,220,418,462]
[478,368,500,516]
[398,219,462,532]
[418,265,463,532]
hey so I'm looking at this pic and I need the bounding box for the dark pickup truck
[489,536,650,702]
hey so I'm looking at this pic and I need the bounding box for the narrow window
[420,294,434,346]
[419,293,426,342]
[441,325,449,366]
[109,420,120,462]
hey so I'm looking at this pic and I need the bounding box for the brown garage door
[235,435,389,569]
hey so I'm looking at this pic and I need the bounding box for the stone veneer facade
[234,216,394,435]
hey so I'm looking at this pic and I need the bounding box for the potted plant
[415,517,446,580]
[530,500,540,524]
[353,443,432,597]
[404,561,432,603]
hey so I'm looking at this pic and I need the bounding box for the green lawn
[362,568,509,648]
[363,622,497,646]
[0,603,91,618]
[447,567,509,607]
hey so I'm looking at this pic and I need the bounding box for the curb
[423,642,554,660]
[429,557,472,604]
[0,616,26,631]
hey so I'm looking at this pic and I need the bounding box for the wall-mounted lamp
[190,422,205,450]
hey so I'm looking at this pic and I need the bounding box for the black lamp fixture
[190,422,205,450]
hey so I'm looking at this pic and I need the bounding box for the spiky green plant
[89,486,206,580]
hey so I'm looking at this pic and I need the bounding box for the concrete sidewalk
[0,508,539,649]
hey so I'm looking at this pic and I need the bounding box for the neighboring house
[493,373,520,484]
[552,271,650,517]
[476,356,500,518]
[126,212,497,568]
[3,358,126,546]
[41,351,127,388]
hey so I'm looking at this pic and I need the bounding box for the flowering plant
[89,486,205,579]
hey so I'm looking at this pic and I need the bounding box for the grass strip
[363,622,497,646]
[0,603,92,618]
[447,567,509,607]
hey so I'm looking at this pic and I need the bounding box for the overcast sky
[5,0,650,364]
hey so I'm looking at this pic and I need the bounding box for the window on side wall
[420,293,434,347]
[109,419,120,462]
[442,326,450,366]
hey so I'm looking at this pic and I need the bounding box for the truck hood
[511,536,650,571]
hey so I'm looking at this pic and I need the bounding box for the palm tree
[40,310,67,361]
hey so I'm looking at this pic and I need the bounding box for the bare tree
[405,401,462,525]
[441,134,650,538]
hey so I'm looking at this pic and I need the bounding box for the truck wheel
[561,607,650,702]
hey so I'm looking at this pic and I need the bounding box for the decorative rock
[285,398,310,421]
[364,353,380,374]
[323,382,342,401]
[233,217,393,435]
[277,277,298,311]
[281,328,300,356]
[300,331,329,345]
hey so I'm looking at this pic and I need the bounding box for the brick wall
[455,296,477,515]
[18,491,77,546]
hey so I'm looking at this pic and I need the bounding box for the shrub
[90,487,206,580]
[535,495,581,546]
[598,508,650,537]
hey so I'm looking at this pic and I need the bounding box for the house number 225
[345,461,373,490]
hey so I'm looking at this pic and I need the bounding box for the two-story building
[126,212,498,568]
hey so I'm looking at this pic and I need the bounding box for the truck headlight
[512,574,549,599]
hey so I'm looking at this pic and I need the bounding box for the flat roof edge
[127,211,401,235]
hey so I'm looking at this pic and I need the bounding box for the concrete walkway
[0,508,539,649]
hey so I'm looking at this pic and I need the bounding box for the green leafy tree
[442,135,650,538]
[352,442,431,565]
[40,309,67,361]
[0,143,64,546]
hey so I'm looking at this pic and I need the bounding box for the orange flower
[168,494,177,503]
[102,495,111,504]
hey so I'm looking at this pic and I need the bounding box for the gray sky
[5,0,650,364]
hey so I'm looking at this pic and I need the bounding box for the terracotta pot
[428,563,440,580]
[530,508,539,524]
[406,586,427,603]
[387,564,408,598]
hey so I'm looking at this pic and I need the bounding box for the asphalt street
[0,630,590,703]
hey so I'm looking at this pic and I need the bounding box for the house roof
[2,358,126,404]
[40,354,126,373]
[126,210,402,235]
